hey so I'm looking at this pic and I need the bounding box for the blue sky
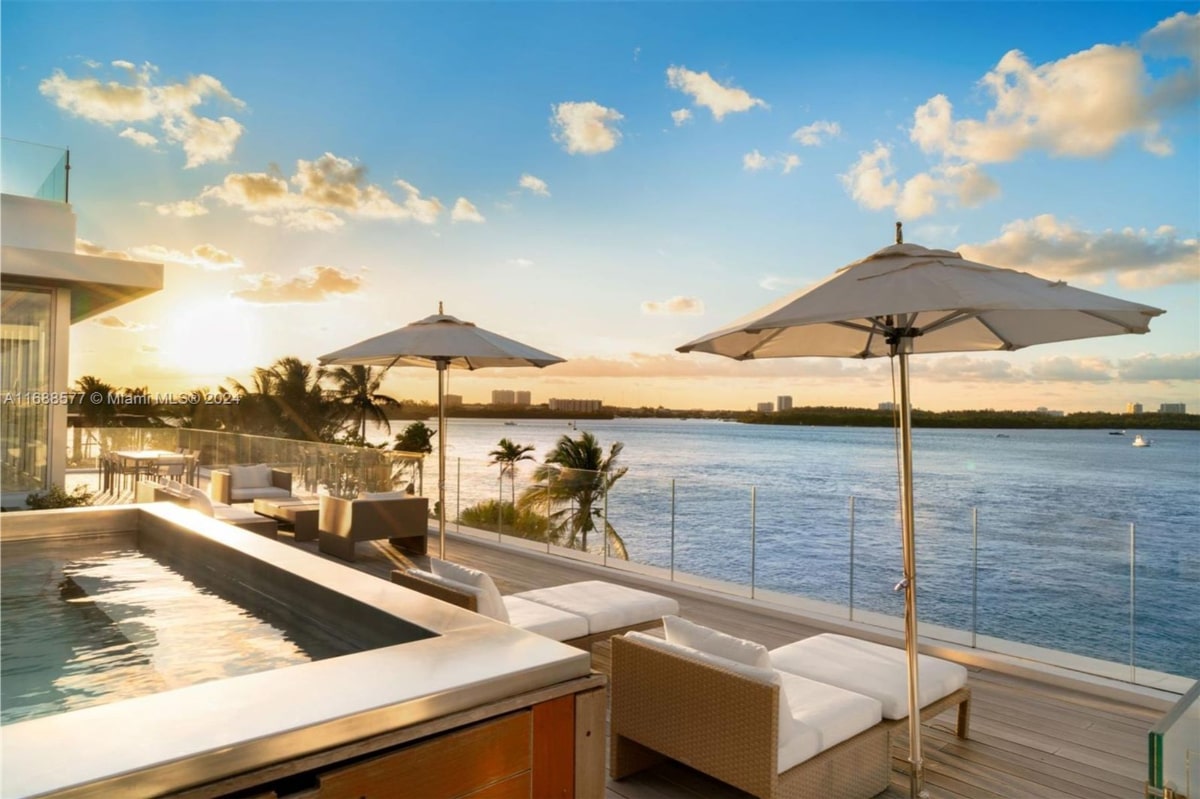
[3,2,1197,412]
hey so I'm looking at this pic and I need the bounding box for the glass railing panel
[977,510,1132,679]
[908,498,974,646]
[669,479,752,598]
[541,467,606,563]
[1135,517,1200,686]
[1,138,68,202]
[847,494,906,633]
[1148,679,1200,798]
[603,474,674,581]
[749,483,851,618]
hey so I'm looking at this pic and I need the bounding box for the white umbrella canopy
[320,304,565,558]
[678,235,1164,799]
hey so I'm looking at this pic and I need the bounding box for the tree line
[744,406,1198,430]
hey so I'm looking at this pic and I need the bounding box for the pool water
[1,537,358,725]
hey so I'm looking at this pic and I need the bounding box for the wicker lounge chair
[318,493,429,560]
[209,464,293,505]
[392,560,679,651]
[610,631,890,799]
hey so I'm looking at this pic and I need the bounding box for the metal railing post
[750,486,757,600]
[1130,522,1137,683]
[603,488,609,566]
[670,479,676,582]
[972,507,979,650]
[849,495,856,621]
[455,458,461,533]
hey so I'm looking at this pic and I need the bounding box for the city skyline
[3,3,1197,413]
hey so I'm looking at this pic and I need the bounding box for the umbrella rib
[1079,308,1149,333]
[917,310,976,336]
[974,315,1018,350]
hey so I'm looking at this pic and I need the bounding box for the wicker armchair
[318,494,429,560]
[610,634,891,799]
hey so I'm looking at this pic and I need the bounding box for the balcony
[0,138,69,203]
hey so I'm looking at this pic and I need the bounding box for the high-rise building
[491,389,516,405]
[515,391,532,406]
[1159,402,1187,414]
[1125,402,1143,414]
[756,402,774,413]
[444,394,463,408]
[548,398,602,412]
[878,402,896,411]
[776,395,793,412]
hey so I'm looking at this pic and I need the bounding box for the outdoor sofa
[609,617,891,799]
[209,464,292,505]
[392,559,679,651]
[768,633,971,738]
[317,492,429,560]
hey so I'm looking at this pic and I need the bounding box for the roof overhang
[1,245,163,322]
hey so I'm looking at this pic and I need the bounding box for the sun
[155,301,268,385]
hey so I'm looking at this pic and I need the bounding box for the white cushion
[404,568,481,601]
[769,633,968,720]
[189,490,216,517]
[776,672,882,773]
[165,479,183,493]
[625,631,794,749]
[430,558,509,624]
[515,581,679,634]
[230,485,290,502]
[663,615,770,668]
[502,596,589,641]
[357,491,410,501]
[229,463,272,489]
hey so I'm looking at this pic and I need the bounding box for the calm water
[371,418,1199,678]
[1,539,354,724]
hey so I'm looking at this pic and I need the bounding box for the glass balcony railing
[1,138,69,202]
[1148,679,1200,798]
[432,454,1198,691]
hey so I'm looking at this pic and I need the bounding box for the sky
[3,2,1198,413]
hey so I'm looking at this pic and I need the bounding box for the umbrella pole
[897,342,927,798]
[437,359,447,559]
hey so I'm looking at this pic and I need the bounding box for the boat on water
[1109,430,1126,436]
[1132,434,1151,448]
[503,421,517,426]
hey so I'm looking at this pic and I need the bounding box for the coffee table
[253,497,320,541]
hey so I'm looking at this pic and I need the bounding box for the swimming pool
[0,503,590,798]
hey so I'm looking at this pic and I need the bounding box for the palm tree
[489,438,536,505]
[518,431,629,559]
[327,365,400,443]
[227,357,335,441]
[72,375,116,464]
[393,421,436,454]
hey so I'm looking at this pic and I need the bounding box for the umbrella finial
[896,221,903,245]
[438,300,443,314]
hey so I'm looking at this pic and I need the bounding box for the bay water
[369,418,1199,678]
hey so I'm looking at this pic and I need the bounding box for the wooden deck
[259,525,1169,799]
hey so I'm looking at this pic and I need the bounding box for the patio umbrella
[320,303,565,558]
[676,225,1164,798]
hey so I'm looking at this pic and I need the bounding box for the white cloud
[641,296,704,315]
[506,258,534,268]
[909,15,1200,164]
[231,265,364,304]
[451,197,485,223]
[1029,356,1115,383]
[959,214,1200,289]
[200,153,442,229]
[119,127,158,148]
[519,174,550,196]
[781,154,801,174]
[75,238,132,260]
[671,108,693,126]
[1116,352,1200,381]
[128,242,243,270]
[743,150,769,171]
[155,199,209,217]
[792,120,841,146]
[839,144,998,219]
[666,65,767,121]
[551,101,624,154]
[93,315,150,332]
[40,61,246,167]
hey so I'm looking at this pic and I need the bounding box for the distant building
[1159,402,1187,414]
[548,398,602,412]
[444,394,463,409]
[776,395,793,412]
[1125,402,1143,414]
[491,389,516,405]
[878,402,896,411]
[1036,406,1066,417]
[757,402,774,413]
[515,390,532,406]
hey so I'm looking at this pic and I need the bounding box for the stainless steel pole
[849,495,856,621]
[670,479,676,582]
[750,485,757,600]
[897,342,926,799]
[437,359,447,559]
